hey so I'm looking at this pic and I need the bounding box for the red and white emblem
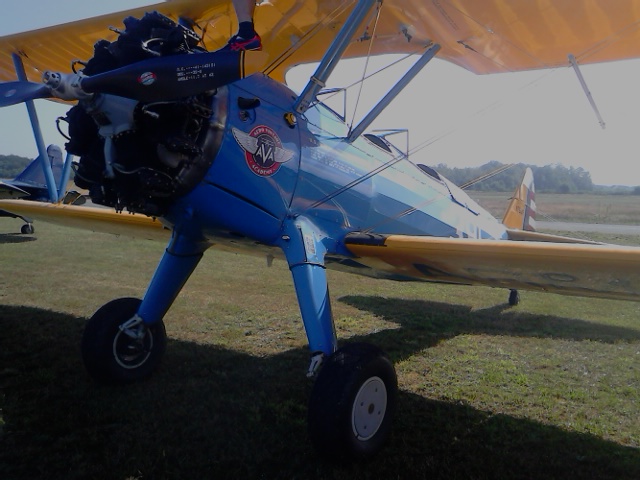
[233,126,294,177]
[138,71,157,86]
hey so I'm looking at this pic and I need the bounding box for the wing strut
[568,54,606,130]
[347,43,440,142]
[12,53,60,202]
[293,0,379,114]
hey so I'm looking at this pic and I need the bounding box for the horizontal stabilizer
[505,228,600,244]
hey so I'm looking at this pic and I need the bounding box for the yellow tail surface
[502,168,536,231]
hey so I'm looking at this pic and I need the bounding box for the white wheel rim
[112,329,153,369]
[351,376,387,441]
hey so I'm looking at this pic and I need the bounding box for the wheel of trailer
[508,289,520,306]
[308,343,397,461]
[21,223,34,234]
[81,297,166,384]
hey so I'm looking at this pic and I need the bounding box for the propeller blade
[81,51,246,102]
[0,81,52,107]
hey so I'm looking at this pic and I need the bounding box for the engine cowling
[66,11,228,217]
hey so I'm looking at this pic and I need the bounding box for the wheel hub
[351,376,387,441]
[112,327,154,369]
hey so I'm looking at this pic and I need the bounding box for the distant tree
[633,186,640,195]
[0,154,31,178]
[569,166,593,192]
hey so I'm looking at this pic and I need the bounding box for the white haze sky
[1,0,640,186]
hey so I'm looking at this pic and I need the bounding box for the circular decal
[138,72,157,86]
[233,125,294,177]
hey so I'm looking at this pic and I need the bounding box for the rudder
[502,167,536,231]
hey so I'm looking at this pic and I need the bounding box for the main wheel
[308,343,397,461]
[81,297,166,384]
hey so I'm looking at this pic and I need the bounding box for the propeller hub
[42,71,93,101]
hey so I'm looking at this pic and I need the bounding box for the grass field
[470,192,640,226]
[1,197,639,479]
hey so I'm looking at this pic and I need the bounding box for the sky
[1,1,640,186]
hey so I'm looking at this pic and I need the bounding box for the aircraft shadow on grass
[338,295,640,355]
[1,304,638,480]
[0,233,36,244]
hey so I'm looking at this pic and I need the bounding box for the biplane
[0,144,63,233]
[1,0,640,460]
[0,144,90,233]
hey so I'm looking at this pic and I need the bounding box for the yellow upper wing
[345,233,640,302]
[2,0,640,85]
[0,1,193,85]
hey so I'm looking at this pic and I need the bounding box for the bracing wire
[347,1,383,133]
[304,51,422,111]
[263,1,356,77]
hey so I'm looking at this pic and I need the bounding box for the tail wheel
[308,343,397,461]
[81,297,166,384]
[508,289,520,306]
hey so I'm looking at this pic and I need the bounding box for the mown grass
[1,213,640,479]
[471,191,640,225]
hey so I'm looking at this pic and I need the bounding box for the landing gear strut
[0,209,34,234]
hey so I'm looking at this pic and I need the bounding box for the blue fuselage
[165,74,507,259]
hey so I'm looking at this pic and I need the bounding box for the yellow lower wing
[345,234,640,302]
[0,199,169,241]
[6,198,640,302]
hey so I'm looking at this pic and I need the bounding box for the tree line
[2,152,636,194]
[0,154,32,179]
[433,161,599,193]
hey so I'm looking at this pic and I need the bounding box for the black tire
[21,223,34,234]
[81,297,166,384]
[308,343,397,461]
[508,289,520,306]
